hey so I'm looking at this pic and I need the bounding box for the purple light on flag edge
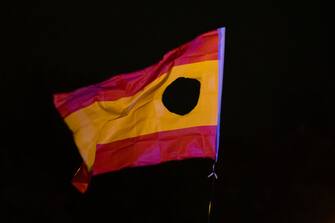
[216,27,225,162]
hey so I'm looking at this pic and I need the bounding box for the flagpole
[208,166,218,223]
[208,26,225,223]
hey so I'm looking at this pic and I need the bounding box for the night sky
[2,1,333,223]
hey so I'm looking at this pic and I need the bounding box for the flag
[54,27,225,193]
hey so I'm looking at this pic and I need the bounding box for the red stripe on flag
[54,30,219,118]
[92,126,216,176]
[71,162,91,193]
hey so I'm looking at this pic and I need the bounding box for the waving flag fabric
[54,27,225,193]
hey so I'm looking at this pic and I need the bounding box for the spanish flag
[54,27,225,193]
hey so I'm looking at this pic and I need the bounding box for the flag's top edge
[54,28,221,118]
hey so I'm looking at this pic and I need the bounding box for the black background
[2,1,333,223]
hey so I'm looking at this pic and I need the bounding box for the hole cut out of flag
[53,27,225,193]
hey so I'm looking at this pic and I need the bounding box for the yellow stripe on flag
[64,60,219,169]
